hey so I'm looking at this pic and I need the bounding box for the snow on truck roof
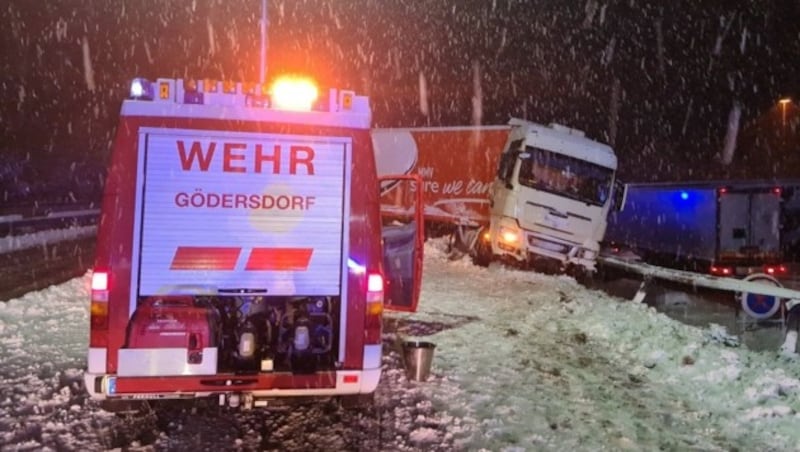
[121,77,371,130]
[372,120,618,170]
[509,118,618,170]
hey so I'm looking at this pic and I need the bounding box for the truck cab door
[379,174,424,312]
[489,149,520,216]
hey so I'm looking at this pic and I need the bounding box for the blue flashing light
[129,78,154,100]
[183,91,204,105]
[679,191,689,201]
[347,257,366,274]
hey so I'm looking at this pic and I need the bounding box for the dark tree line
[0,0,798,187]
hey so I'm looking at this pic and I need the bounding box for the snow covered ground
[3,239,800,450]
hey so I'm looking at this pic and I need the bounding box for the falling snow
[1,2,800,446]
[0,1,796,182]
[419,71,429,117]
[81,36,95,92]
[720,102,742,164]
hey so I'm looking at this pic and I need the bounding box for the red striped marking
[246,248,313,271]
[170,247,241,270]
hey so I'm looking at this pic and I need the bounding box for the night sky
[1,0,799,184]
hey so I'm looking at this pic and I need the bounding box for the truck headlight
[496,226,522,252]
[582,249,597,260]
[499,227,521,246]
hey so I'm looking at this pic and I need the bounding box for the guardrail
[0,208,100,300]
[0,209,100,238]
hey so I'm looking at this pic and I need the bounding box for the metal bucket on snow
[402,341,436,381]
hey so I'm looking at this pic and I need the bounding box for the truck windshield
[517,146,613,206]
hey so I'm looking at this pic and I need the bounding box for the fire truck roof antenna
[259,0,268,84]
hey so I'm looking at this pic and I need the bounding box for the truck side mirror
[496,151,518,190]
[508,152,530,190]
[613,180,627,212]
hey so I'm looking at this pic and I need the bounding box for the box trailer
[604,181,786,277]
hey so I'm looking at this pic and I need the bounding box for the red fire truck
[84,76,423,409]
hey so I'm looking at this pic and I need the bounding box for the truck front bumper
[525,233,597,272]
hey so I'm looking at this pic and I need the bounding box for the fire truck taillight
[365,273,384,344]
[367,273,384,296]
[91,271,108,291]
[90,271,109,330]
[269,76,318,111]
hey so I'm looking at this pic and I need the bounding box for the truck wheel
[471,236,492,267]
[571,267,594,287]
[596,264,622,283]
[99,399,152,414]
[472,253,491,267]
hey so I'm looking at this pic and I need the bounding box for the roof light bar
[130,78,154,100]
[270,76,319,111]
[126,76,367,114]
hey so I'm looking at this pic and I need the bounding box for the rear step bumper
[85,344,383,401]
[84,368,380,401]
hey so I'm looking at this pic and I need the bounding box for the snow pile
[3,239,800,450]
[389,239,800,450]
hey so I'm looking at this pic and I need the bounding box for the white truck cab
[480,119,623,275]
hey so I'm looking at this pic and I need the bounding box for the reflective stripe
[362,344,382,370]
[87,348,107,374]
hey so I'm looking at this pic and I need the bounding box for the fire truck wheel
[338,393,376,410]
[99,399,152,414]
